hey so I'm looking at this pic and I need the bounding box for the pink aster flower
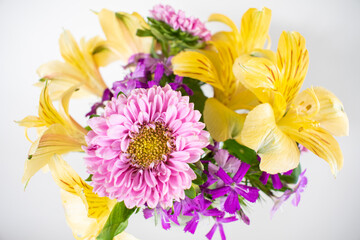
[150,4,211,41]
[84,85,209,209]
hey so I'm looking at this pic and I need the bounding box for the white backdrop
[1,0,360,239]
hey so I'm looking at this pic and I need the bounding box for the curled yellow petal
[208,13,239,37]
[241,103,300,174]
[281,123,343,176]
[98,9,152,63]
[172,51,224,91]
[22,124,85,184]
[204,98,246,142]
[312,87,349,136]
[239,7,272,54]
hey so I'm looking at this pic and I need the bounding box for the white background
[1,0,360,239]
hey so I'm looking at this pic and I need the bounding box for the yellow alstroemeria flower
[98,9,152,63]
[233,31,349,176]
[37,30,113,100]
[172,8,271,141]
[49,155,137,240]
[17,83,87,184]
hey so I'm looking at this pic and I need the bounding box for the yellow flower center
[127,122,175,168]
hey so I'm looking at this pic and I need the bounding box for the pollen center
[127,122,174,168]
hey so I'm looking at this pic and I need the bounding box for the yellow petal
[204,98,246,142]
[16,116,45,128]
[86,36,118,67]
[276,31,309,105]
[60,190,102,240]
[172,51,224,91]
[281,122,343,176]
[312,87,349,136]
[59,30,107,97]
[233,53,287,119]
[208,13,239,37]
[98,9,152,63]
[49,155,114,219]
[239,7,272,54]
[241,103,300,174]
[22,124,85,184]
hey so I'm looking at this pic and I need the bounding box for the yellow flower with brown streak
[49,155,137,240]
[97,9,152,63]
[172,8,271,141]
[37,30,113,100]
[233,31,349,176]
[17,83,87,184]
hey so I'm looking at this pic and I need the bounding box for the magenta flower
[208,163,260,214]
[84,85,209,208]
[150,4,211,41]
[206,215,237,240]
[208,149,241,176]
[271,169,308,217]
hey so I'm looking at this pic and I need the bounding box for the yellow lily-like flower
[98,9,152,63]
[17,83,87,184]
[172,8,271,141]
[49,155,137,240]
[37,30,113,100]
[233,31,349,176]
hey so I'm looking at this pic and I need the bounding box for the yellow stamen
[127,122,174,168]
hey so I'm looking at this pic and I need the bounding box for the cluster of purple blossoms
[143,147,260,240]
[86,53,192,117]
[150,4,211,41]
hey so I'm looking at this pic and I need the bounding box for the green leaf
[182,78,207,114]
[223,139,258,165]
[96,202,136,240]
[185,186,196,199]
[85,126,92,131]
[89,114,100,119]
[189,164,208,185]
[280,164,302,184]
[85,174,93,182]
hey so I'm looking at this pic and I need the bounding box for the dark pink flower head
[150,4,211,41]
[84,85,209,208]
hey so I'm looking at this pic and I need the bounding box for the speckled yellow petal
[49,155,114,219]
[204,98,246,142]
[233,53,286,119]
[172,51,224,91]
[276,31,309,105]
[281,122,343,176]
[239,7,272,53]
[241,103,300,174]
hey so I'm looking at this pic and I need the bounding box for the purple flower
[260,172,283,190]
[169,76,194,96]
[183,195,223,234]
[208,149,241,176]
[271,169,308,218]
[85,88,113,117]
[208,163,260,214]
[143,205,180,230]
[206,215,238,240]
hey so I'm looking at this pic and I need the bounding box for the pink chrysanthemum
[84,85,209,208]
[150,4,211,41]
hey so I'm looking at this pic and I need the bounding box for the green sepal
[85,126,92,131]
[85,174,93,182]
[89,114,100,119]
[223,139,258,165]
[96,202,136,240]
[185,186,196,199]
[280,164,302,184]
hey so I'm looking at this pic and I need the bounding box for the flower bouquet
[18,4,349,240]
